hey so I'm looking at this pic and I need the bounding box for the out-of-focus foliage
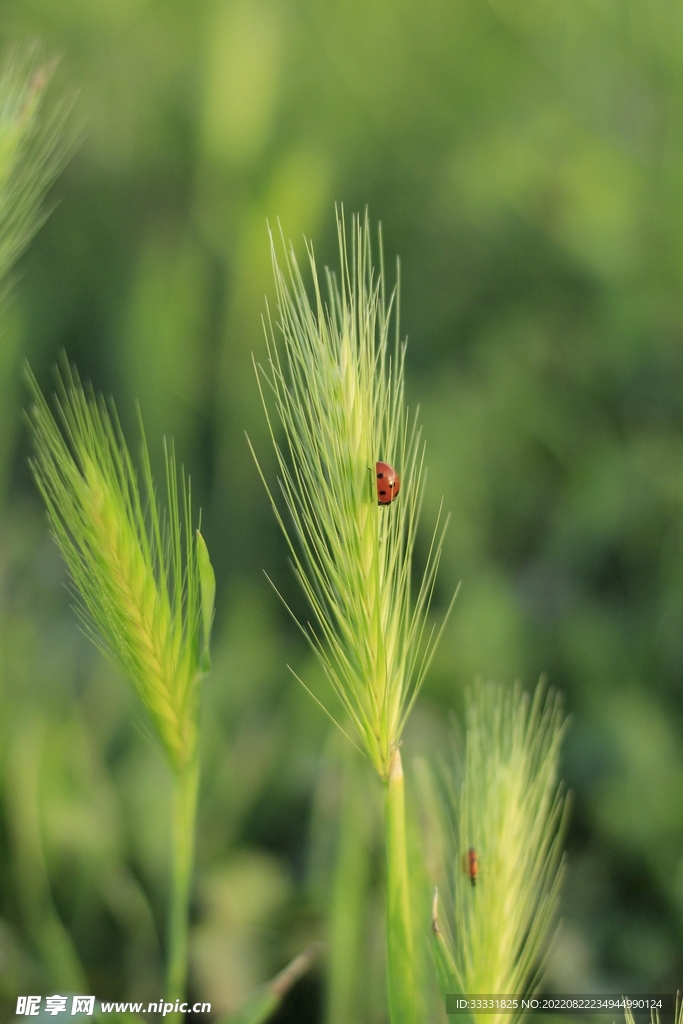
[0,0,681,1020]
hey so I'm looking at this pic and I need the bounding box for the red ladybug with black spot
[376,462,400,505]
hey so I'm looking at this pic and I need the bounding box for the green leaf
[196,528,215,671]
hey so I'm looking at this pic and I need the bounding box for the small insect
[463,847,478,887]
[376,461,401,505]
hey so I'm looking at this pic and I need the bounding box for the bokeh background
[0,0,682,1020]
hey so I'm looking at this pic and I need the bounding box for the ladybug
[376,461,401,505]
[466,847,478,887]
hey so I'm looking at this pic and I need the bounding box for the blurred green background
[0,0,682,1019]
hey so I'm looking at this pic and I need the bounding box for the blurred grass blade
[225,988,279,1024]
[0,47,72,508]
[221,943,321,1024]
[625,995,682,1024]
[0,44,73,287]
[385,748,416,1024]
[197,528,215,671]
[7,718,88,992]
[431,889,469,1012]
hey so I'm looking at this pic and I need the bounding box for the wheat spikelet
[26,360,213,773]
[251,209,454,780]
[428,681,568,1024]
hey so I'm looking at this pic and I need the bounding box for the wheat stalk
[252,209,455,1024]
[26,360,215,1006]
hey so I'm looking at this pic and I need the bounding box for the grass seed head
[252,209,453,779]
[26,361,214,774]
[428,681,568,1024]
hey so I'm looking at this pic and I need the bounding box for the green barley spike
[252,208,456,1024]
[26,360,209,772]
[429,681,568,1024]
[26,360,214,1006]
[250,208,454,781]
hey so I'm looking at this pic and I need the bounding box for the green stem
[384,748,417,1024]
[166,756,200,1007]
[327,748,371,1024]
